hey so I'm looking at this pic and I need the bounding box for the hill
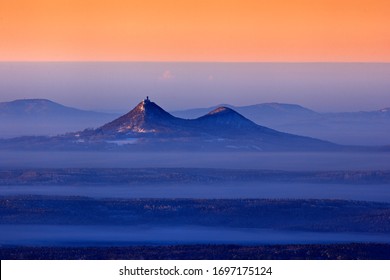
[0,99,118,137]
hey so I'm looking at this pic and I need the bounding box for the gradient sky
[1,0,389,61]
[1,2,389,112]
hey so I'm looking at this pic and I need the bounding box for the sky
[0,1,389,111]
[0,0,389,62]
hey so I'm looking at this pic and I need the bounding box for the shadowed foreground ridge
[1,244,390,260]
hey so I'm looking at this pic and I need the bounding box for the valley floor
[1,167,389,260]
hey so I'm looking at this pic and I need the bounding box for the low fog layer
[1,225,390,246]
[1,183,389,202]
[1,151,389,171]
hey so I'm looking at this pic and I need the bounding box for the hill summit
[99,97,184,135]
[196,106,257,129]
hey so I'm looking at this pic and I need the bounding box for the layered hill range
[173,103,390,145]
[2,98,390,146]
[0,99,116,137]
[65,97,337,151]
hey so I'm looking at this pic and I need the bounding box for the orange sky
[0,0,389,61]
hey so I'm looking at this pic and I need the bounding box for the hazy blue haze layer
[2,225,390,246]
[1,63,389,113]
[1,151,388,170]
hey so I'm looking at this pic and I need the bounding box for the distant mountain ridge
[173,103,390,145]
[0,99,114,117]
[172,102,390,120]
[0,99,118,137]
[172,102,318,120]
